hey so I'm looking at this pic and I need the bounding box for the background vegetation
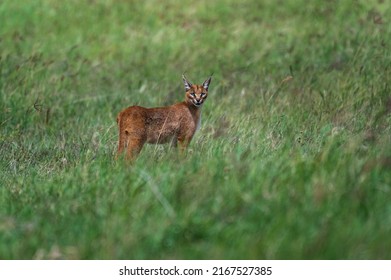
[0,0,390,259]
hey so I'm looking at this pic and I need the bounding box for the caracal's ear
[182,74,193,91]
[202,75,212,90]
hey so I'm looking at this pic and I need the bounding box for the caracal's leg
[116,130,127,159]
[125,138,145,161]
[177,135,192,156]
[170,138,178,149]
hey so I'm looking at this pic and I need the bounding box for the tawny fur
[116,75,212,161]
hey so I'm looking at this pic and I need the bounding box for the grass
[0,0,390,259]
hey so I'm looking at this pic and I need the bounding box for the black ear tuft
[182,74,192,91]
[202,75,212,90]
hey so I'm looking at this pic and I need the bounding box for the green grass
[1,0,390,259]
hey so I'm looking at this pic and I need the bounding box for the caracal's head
[182,74,212,108]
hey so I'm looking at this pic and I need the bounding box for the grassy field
[0,0,390,259]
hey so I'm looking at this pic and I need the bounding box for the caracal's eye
[201,92,206,97]
[191,92,196,97]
